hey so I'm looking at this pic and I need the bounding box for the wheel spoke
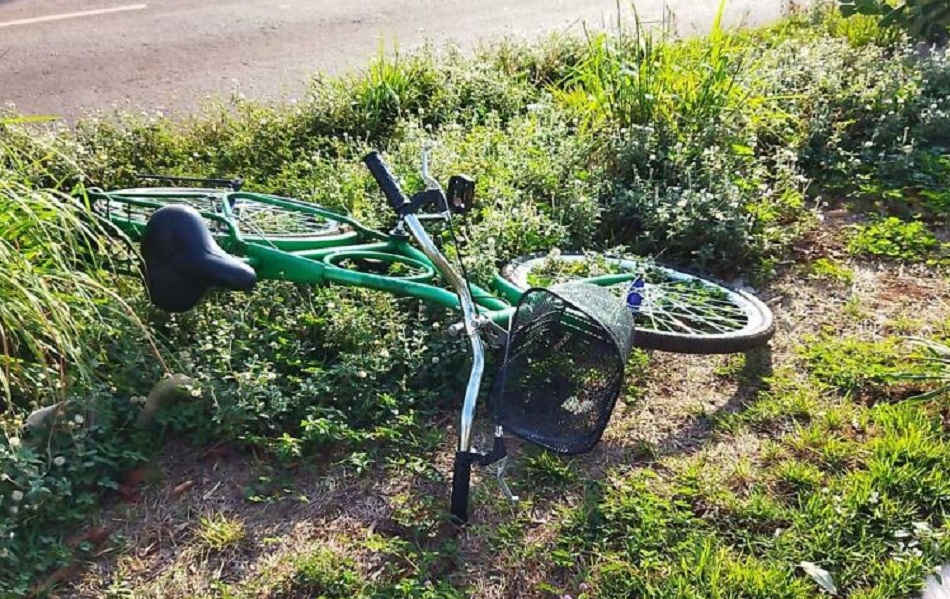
[647,302,745,330]
[646,304,711,335]
[637,281,748,333]
[645,298,745,319]
[645,285,740,308]
[594,273,748,334]
[230,201,337,237]
[644,300,745,324]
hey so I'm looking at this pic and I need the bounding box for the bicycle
[84,149,775,522]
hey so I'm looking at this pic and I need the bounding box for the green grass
[0,131,173,596]
[806,257,855,285]
[0,180,159,413]
[798,334,929,399]
[196,513,247,551]
[521,448,581,487]
[550,395,950,598]
[715,367,822,434]
[848,217,943,262]
[4,2,950,596]
[275,547,366,598]
[557,0,755,137]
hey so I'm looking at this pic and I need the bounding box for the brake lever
[421,143,441,192]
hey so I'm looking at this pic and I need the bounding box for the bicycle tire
[501,252,774,355]
[90,187,342,240]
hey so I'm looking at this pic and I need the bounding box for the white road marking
[0,4,147,29]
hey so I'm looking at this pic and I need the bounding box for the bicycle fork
[362,151,513,523]
[402,214,517,522]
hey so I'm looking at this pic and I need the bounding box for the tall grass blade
[0,129,166,428]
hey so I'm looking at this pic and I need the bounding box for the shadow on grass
[553,342,776,483]
[439,346,777,599]
[653,343,774,458]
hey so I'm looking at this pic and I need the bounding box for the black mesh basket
[489,282,636,455]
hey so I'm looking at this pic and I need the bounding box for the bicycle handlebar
[361,150,484,460]
[362,152,411,215]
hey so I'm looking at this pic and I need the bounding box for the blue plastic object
[625,274,645,314]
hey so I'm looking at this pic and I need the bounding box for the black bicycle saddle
[141,204,257,312]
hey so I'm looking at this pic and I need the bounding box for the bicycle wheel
[91,188,341,240]
[229,197,341,239]
[500,252,774,354]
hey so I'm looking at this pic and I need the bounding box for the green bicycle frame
[88,186,634,317]
[88,187,514,316]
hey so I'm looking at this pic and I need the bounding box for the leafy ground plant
[838,0,950,45]
[847,217,943,262]
[806,257,855,285]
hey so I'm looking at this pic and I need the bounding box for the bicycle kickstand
[479,426,519,504]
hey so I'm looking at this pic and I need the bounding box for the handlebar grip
[362,151,410,215]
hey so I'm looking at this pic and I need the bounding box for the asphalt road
[0,0,787,119]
